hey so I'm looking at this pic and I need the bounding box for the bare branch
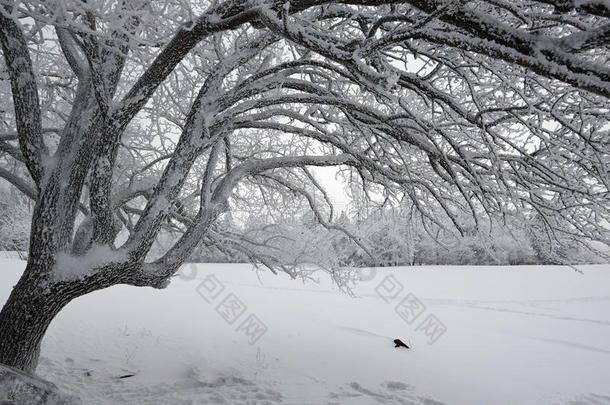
[0,6,47,186]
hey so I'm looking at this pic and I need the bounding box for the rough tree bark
[0,270,67,373]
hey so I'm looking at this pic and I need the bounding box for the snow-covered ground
[1,258,609,405]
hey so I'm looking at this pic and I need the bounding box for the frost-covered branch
[0,4,47,186]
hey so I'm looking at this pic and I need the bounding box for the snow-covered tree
[1,0,608,372]
[0,184,32,257]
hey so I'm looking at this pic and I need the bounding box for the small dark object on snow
[117,374,135,379]
[394,339,409,349]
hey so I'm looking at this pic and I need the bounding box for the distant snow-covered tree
[0,0,608,372]
[0,185,31,257]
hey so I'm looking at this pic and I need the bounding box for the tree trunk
[0,264,72,373]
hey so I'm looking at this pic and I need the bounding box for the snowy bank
[1,259,609,404]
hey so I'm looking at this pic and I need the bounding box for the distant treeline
[189,209,605,267]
